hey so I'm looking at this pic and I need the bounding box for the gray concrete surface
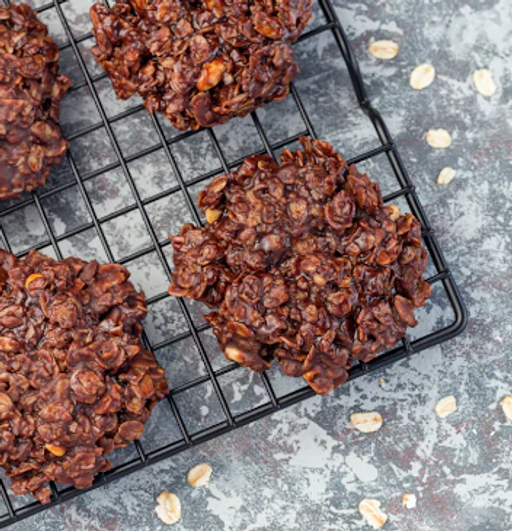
[1,0,512,529]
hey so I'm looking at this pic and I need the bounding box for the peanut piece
[196,57,226,92]
[388,204,400,221]
[45,444,66,457]
[206,208,223,224]
[253,12,285,40]
[224,345,245,364]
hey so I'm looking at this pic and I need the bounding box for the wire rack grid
[0,0,467,526]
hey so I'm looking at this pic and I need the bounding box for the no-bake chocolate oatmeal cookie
[169,138,432,395]
[0,250,168,503]
[90,0,312,131]
[0,3,70,199]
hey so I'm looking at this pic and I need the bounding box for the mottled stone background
[2,0,512,529]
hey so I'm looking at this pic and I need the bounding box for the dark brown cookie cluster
[169,138,432,395]
[90,0,312,131]
[0,250,169,504]
[0,3,70,199]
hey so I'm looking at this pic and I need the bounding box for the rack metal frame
[0,0,467,526]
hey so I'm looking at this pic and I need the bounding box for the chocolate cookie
[169,138,432,394]
[90,0,312,131]
[0,4,70,199]
[0,249,168,503]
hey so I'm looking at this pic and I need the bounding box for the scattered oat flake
[402,493,417,509]
[155,492,181,525]
[379,378,386,388]
[473,69,497,97]
[368,40,399,60]
[437,167,456,185]
[435,396,457,418]
[426,129,452,149]
[359,499,388,529]
[410,63,436,90]
[351,411,383,433]
[188,463,213,487]
[500,396,512,421]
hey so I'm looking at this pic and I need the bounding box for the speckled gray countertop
[3,0,512,529]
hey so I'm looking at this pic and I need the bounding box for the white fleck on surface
[402,493,417,509]
[345,453,379,483]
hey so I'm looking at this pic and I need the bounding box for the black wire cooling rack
[0,0,467,526]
